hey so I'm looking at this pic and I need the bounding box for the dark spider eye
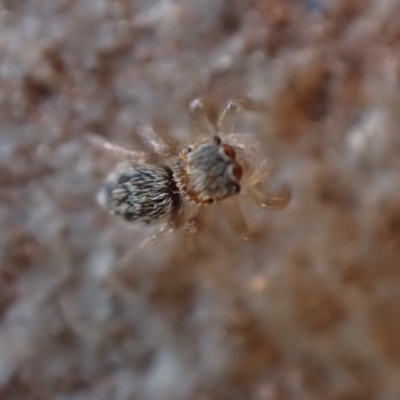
[205,198,214,204]
[231,163,243,180]
[183,146,192,154]
[222,144,236,160]
[231,183,241,194]
[213,136,221,145]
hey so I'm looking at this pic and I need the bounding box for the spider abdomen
[98,161,181,224]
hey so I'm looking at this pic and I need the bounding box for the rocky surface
[1,0,400,399]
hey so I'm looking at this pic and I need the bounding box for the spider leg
[248,159,274,187]
[217,96,267,134]
[248,183,291,210]
[104,214,185,301]
[223,198,250,240]
[243,158,290,210]
[182,208,205,252]
[116,221,174,271]
[134,122,178,157]
[189,97,216,138]
[115,208,186,270]
[87,133,148,162]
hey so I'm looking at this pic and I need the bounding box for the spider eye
[231,183,241,194]
[222,144,236,160]
[213,136,221,145]
[205,198,214,204]
[183,146,192,154]
[231,163,243,181]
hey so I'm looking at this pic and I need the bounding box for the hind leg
[116,220,175,271]
[87,134,148,162]
[134,122,179,158]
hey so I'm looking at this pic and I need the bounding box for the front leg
[247,159,274,187]
[181,207,205,252]
[217,96,267,134]
[189,97,216,138]
[245,160,291,210]
[248,183,291,210]
[222,198,250,240]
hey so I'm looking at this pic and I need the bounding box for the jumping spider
[92,96,291,256]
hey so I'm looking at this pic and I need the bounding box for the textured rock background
[1,0,400,399]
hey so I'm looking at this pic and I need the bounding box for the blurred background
[1,0,400,399]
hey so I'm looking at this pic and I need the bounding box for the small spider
[91,96,291,257]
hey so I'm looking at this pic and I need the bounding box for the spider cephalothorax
[173,135,242,205]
